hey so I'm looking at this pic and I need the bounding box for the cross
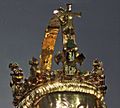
[64,3,82,30]
[53,3,81,25]
[66,3,81,18]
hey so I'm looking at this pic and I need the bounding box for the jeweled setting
[9,4,107,108]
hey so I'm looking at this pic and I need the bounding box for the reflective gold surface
[37,92,97,108]
[18,81,106,108]
[9,4,107,108]
[40,15,60,71]
[40,28,59,71]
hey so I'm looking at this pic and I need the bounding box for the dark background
[0,0,120,108]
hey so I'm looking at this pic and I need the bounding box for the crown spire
[9,4,107,108]
[53,3,85,76]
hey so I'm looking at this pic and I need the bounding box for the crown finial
[9,4,107,108]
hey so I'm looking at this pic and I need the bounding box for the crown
[9,4,107,108]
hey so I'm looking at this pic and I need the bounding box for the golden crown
[9,4,107,108]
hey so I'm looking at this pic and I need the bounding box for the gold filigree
[9,4,107,108]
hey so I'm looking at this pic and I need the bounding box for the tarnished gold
[40,28,59,71]
[18,81,103,108]
[9,3,107,108]
[39,16,60,71]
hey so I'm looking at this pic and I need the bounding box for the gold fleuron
[9,4,107,108]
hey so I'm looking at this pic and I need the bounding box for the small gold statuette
[9,4,107,108]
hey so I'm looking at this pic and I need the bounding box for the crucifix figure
[53,3,81,34]
[54,4,85,77]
